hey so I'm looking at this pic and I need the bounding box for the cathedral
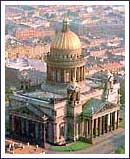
[8,17,120,147]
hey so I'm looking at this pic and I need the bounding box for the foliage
[119,119,125,129]
[50,141,90,152]
[115,145,125,154]
[5,88,13,101]
[5,121,10,132]
[120,79,125,105]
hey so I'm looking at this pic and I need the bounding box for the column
[89,119,93,140]
[101,116,105,135]
[74,120,78,140]
[50,122,54,142]
[83,66,85,80]
[64,69,66,82]
[21,119,24,135]
[109,113,112,131]
[96,118,98,136]
[53,123,57,143]
[82,66,84,81]
[69,69,72,82]
[82,66,84,80]
[115,111,117,129]
[108,113,110,131]
[39,123,43,146]
[11,115,15,132]
[86,120,88,138]
[14,116,18,134]
[28,120,31,138]
[84,119,88,138]
[93,119,96,138]
[61,69,64,83]
[77,67,80,82]
[88,119,90,138]
[80,67,82,81]
[9,115,12,133]
[76,122,79,139]
[47,65,49,80]
[25,120,29,137]
[81,119,84,137]
[70,69,73,81]
[91,119,94,140]
[116,110,120,129]
[39,123,43,139]
[55,69,58,82]
[112,112,115,130]
[23,119,26,135]
[105,114,108,133]
[18,117,22,136]
[35,122,39,140]
[79,121,82,137]
[54,68,57,82]
[98,117,101,136]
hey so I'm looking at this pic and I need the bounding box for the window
[52,70,56,81]
[57,71,61,82]
[59,124,65,137]
[66,72,70,82]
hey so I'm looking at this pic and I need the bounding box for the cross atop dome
[62,16,70,32]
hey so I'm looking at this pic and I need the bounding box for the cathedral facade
[8,17,120,146]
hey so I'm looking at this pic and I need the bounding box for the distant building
[6,43,50,60]
[15,28,54,40]
[5,58,46,89]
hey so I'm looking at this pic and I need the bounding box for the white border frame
[1,1,129,158]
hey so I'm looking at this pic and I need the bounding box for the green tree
[5,88,13,102]
[115,145,125,154]
[120,79,125,106]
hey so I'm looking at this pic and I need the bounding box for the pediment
[10,106,48,121]
[94,102,117,115]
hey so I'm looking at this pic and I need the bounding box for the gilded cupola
[50,16,81,53]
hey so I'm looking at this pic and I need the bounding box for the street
[46,129,125,154]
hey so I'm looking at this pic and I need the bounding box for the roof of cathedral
[82,98,106,117]
[51,16,81,51]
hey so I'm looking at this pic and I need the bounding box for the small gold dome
[51,17,81,51]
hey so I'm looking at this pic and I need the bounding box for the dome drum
[45,52,85,63]
[47,65,85,84]
[50,48,81,56]
[47,59,85,68]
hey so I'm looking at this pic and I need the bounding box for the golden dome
[51,31,81,50]
[51,17,81,51]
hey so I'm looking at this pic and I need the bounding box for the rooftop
[82,98,106,117]
[5,139,45,154]
[24,91,64,100]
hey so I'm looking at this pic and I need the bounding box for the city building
[8,17,120,147]
[5,57,46,89]
[15,28,54,40]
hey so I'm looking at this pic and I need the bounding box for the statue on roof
[67,77,80,104]
[102,71,115,102]
[107,70,114,90]
[102,81,109,102]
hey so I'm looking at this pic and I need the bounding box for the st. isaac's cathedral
[9,17,120,146]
